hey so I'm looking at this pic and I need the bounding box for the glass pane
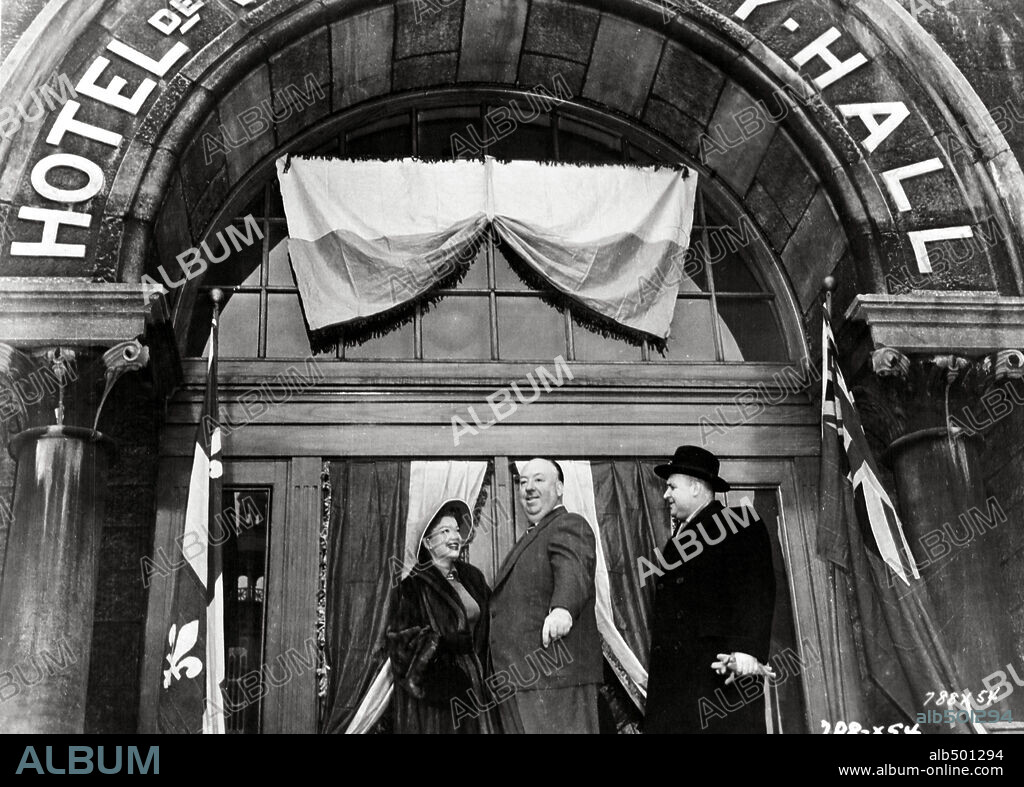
[267,180,285,219]
[266,294,311,357]
[200,220,264,287]
[267,231,296,287]
[709,240,762,293]
[572,322,641,362]
[678,238,708,293]
[240,189,264,219]
[220,487,271,735]
[558,117,622,163]
[218,292,261,357]
[347,115,412,159]
[453,241,489,289]
[496,296,565,360]
[418,107,479,160]
[487,115,552,161]
[422,296,491,359]
[625,143,657,165]
[344,319,415,359]
[493,240,530,290]
[662,298,716,361]
[717,299,788,362]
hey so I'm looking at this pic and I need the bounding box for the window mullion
[258,186,270,358]
[488,233,499,360]
[700,193,725,362]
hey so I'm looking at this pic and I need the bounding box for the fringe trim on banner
[317,462,331,713]
[282,153,690,180]
[500,244,667,353]
[304,242,481,355]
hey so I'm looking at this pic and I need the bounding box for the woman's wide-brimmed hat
[417,497,474,552]
[654,445,731,492]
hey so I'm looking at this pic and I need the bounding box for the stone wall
[84,372,160,733]
[970,379,1024,667]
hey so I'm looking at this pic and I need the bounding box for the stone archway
[1,0,1021,308]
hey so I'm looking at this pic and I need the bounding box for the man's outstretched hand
[542,607,573,647]
[712,652,776,685]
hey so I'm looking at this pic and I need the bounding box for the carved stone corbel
[870,347,910,379]
[93,339,150,430]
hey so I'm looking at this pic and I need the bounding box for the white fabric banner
[276,156,699,340]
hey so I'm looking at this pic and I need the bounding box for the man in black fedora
[643,445,776,734]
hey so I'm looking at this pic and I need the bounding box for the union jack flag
[818,304,918,585]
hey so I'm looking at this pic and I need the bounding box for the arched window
[184,100,792,364]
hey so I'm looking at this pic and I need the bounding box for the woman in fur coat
[386,498,500,734]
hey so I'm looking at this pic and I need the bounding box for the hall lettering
[791,28,869,91]
[837,102,910,154]
[907,226,975,273]
[881,158,944,212]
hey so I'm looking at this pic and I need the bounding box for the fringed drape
[277,156,699,351]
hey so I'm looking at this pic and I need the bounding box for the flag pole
[823,275,836,319]
[206,287,225,735]
[210,287,223,326]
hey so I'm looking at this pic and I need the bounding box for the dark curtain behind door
[590,461,672,669]
[321,460,409,733]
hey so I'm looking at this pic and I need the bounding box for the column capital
[0,339,149,436]
[856,347,1024,446]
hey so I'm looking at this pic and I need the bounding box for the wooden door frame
[138,458,320,733]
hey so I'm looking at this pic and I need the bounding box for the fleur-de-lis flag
[157,304,226,734]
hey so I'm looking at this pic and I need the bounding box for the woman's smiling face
[424,514,462,561]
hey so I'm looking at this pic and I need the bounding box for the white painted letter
[791,28,869,90]
[77,55,156,114]
[107,38,190,78]
[10,206,91,257]
[907,226,974,273]
[733,0,787,21]
[836,102,910,154]
[881,158,944,212]
[31,153,104,203]
[47,101,123,147]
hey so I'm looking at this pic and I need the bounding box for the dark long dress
[386,559,500,733]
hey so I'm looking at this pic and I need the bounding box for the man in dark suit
[489,458,602,733]
[644,446,776,734]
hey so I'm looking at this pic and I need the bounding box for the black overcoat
[386,559,500,733]
[644,500,776,734]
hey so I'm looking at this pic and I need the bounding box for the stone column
[861,347,1024,716]
[0,340,147,732]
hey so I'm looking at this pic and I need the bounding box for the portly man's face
[663,473,702,521]
[519,459,563,524]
